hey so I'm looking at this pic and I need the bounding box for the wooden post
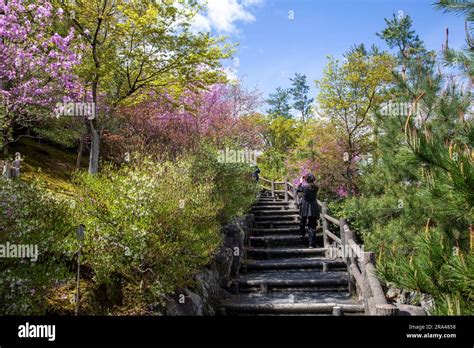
[340,218,355,293]
[350,263,371,314]
[339,218,347,246]
[271,179,275,197]
[332,306,342,316]
[292,185,298,207]
[344,225,357,293]
[284,178,289,202]
[322,262,328,272]
[321,202,329,252]
[344,224,354,245]
[365,262,388,312]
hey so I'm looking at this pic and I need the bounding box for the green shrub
[0,179,76,315]
[0,149,257,315]
[72,151,257,313]
[377,228,474,315]
[335,189,473,315]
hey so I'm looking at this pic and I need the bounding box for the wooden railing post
[340,218,355,294]
[271,179,275,197]
[306,197,395,315]
[339,218,346,249]
[284,178,289,202]
[321,202,329,254]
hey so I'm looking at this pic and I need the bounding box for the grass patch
[6,138,88,197]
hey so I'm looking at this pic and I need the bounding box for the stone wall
[163,213,254,316]
[385,285,429,316]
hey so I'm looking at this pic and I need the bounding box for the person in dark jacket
[296,173,319,248]
[252,165,261,182]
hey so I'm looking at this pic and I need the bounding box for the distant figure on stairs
[252,165,260,182]
[296,173,320,248]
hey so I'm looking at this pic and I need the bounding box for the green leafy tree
[55,0,232,174]
[290,73,314,123]
[257,115,301,179]
[266,87,292,119]
[340,10,473,315]
[376,13,428,80]
[286,119,348,197]
[315,44,395,195]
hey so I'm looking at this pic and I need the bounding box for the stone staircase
[222,191,365,316]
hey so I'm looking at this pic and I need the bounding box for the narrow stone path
[222,191,365,315]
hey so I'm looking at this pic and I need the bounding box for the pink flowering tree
[0,0,81,155]
[104,83,263,160]
[286,120,357,198]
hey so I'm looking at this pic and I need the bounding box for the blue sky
[194,0,468,105]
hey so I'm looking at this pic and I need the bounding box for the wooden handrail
[319,208,398,316]
[323,214,340,226]
[324,230,341,244]
[259,176,299,206]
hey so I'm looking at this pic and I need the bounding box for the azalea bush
[103,83,263,162]
[285,120,351,198]
[0,149,257,315]
[71,150,257,314]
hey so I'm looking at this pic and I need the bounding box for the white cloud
[192,13,212,32]
[192,0,264,33]
[242,0,264,6]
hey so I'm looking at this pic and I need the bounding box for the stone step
[247,247,327,259]
[254,214,299,221]
[223,291,364,315]
[254,201,290,206]
[253,209,300,215]
[242,257,345,271]
[254,220,299,227]
[253,226,301,235]
[232,270,349,291]
[249,234,323,247]
[258,195,286,199]
[255,210,300,221]
[251,205,293,211]
[253,226,322,235]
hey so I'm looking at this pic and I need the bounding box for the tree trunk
[88,122,100,174]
